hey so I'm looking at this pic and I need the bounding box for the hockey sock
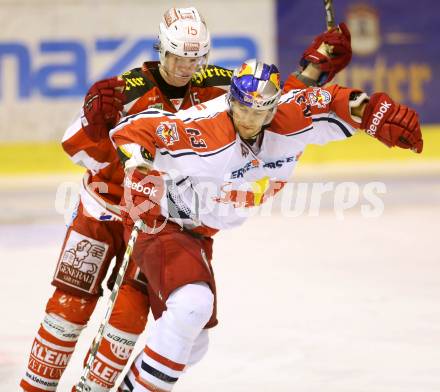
[20,289,97,392]
[133,283,213,391]
[118,329,209,392]
[20,314,85,392]
[80,284,149,391]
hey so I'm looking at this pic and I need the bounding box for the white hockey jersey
[111,85,362,233]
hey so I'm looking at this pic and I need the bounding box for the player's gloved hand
[300,22,352,86]
[120,168,165,229]
[81,77,126,142]
[361,92,423,153]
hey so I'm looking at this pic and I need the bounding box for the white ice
[1,170,439,391]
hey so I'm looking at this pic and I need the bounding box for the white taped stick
[75,219,144,392]
[323,0,336,30]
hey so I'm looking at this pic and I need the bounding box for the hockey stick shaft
[323,0,336,30]
[75,219,144,392]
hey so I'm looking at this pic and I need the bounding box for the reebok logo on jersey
[366,101,393,136]
[124,177,158,197]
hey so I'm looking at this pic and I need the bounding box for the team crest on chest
[156,121,179,146]
[307,88,332,109]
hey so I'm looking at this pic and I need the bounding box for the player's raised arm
[274,83,423,154]
[284,22,352,91]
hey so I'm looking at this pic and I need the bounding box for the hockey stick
[323,0,336,30]
[75,219,145,392]
[322,0,337,57]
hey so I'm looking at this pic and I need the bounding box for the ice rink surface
[1,169,439,391]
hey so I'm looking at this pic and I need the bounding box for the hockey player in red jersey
[20,7,352,392]
[110,59,422,391]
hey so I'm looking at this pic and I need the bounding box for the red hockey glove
[81,77,126,142]
[300,23,352,85]
[361,92,423,153]
[120,168,166,229]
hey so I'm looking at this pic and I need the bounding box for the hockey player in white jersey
[109,59,422,391]
[20,6,354,391]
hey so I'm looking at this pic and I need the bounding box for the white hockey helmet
[158,7,210,64]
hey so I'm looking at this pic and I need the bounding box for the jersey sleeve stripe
[181,111,221,123]
[284,126,314,137]
[159,140,236,159]
[280,89,301,100]
[116,109,176,128]
[312,117,353,137]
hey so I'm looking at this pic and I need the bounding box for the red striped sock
[134,346,185,391]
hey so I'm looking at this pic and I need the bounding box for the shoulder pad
[191,65,233,88]
[120,68,155,103]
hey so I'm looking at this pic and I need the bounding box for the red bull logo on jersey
[213,178,285,208]
[156,122,179,146]
[307,88,332,109]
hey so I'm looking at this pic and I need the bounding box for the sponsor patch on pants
[54,230,109,293]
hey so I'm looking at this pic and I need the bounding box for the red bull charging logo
[213,178,286,208]
[307,88,332,109]
[156,121,179,146]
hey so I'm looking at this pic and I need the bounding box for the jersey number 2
[185,128,207,149]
